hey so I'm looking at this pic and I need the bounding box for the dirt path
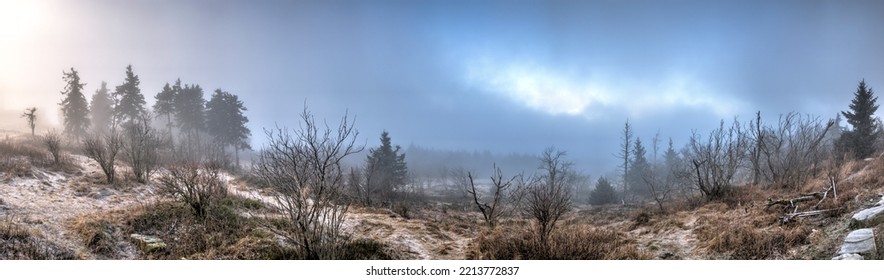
[0,155,150,259]
[625,213,701,260]
[343,210,474,259]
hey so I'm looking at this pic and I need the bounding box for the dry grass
[692,205,811,259]
[122,197,277,259]
[98,195,395,260]
[471,223,650,260]
[0,217,77,260]
[0,136,78,178]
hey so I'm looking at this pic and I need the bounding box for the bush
[82,131,123,184]
[253,106,361,259]
[42,130,63,166]
[157,162,227,218]
[122,116,165,183]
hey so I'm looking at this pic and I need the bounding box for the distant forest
[404,144,539,179]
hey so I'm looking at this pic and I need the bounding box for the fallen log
[779,208,841,224]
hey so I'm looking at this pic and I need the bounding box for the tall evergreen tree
[628,137,651,197]
[113,65,147,126]
[90,81,114,133]
[663,138,680,172]
[839,79,880,158]
[174,83,206,135]
[60,68,90,139]
[153,82,176,135]
[205,89,251,167]
[365,131,408,204]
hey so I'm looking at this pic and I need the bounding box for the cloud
[465,58,745,120]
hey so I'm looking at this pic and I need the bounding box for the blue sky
[2,0,884,173]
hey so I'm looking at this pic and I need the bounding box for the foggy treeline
[405,145,539,179]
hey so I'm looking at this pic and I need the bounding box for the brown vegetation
[472,223,650,260]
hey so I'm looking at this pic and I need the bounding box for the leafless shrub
[525,147,574,247]
[157,162,227,218]
[642,170,675,213]
[122,116,165,183]
[82,131,123,184]
[253,106,363,259]
[686,119,748,199]
[42,130,63,166]
[758,112,835,189]
[467,164,524,228]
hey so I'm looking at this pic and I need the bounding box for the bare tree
[157,162,227,218]
[686,119,748,199]
[466,164,523,228]
[642,170,674,213]
[82,131,123,184]
[616,120,633,195]
[526,147,574,247]
[757,112,834,189]
[21,107,37,136]
[253,106,363,259]
[746,111,764,185]
[42,130,63,166]
[122,115,165,183]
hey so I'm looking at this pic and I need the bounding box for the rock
[837,228,877,259]
[90,188,113,199]
[832,253,864,260]
[130,234,167,253]
[851,205,884,228]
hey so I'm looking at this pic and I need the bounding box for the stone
[130,234,167,253]
[832,253,864,260]
[90,188,113,199]
[837,228,877,259]
[851,205,884,228]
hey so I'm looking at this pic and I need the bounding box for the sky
[1,0,884,174]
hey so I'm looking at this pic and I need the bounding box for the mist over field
[3,0,884,261]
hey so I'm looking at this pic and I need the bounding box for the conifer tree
[839,79,880,158]
[113,65,147,126]
[206,89,251,167]
[60,68,90,139]
[153,82,176,135]
[90,81,114,133]
[365,131,408,204]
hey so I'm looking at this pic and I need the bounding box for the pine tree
[628,137,651,197]
[663,138,680,172]
[365,131,408,205]
[113,65,147,126]
[589,176,617,205]
[60,68,90,139]
[174,83,206,135]
[90,81,114,133]
[839,79,880,159]
[153,82,176,135]
[205,89,251,167]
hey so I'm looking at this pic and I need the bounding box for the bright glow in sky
[0,1,43,40]
[467,59,742,119]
